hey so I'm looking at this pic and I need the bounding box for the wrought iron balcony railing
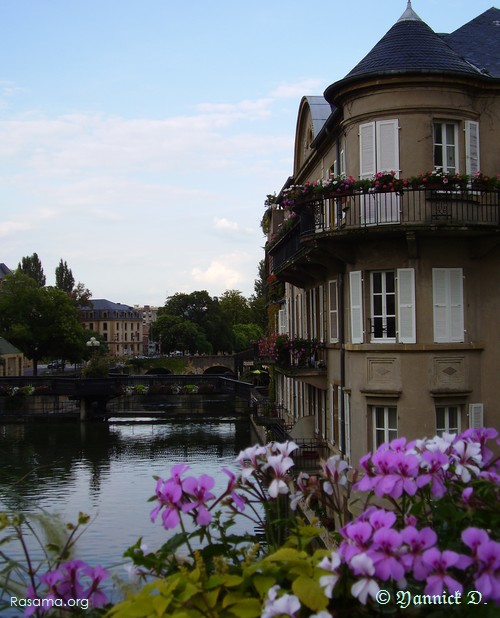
[268,188,499,272]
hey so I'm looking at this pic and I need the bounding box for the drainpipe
[339,272,346,454]
[336,133,346,455]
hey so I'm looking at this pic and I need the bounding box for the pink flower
[370,527,405,581]
[27,561,109,615]
[422,548,464,595]
[150,477,183,529]
[181,474,216,526]
[222,467,246,511]
[475,540,500,602]
[400,526,437,580]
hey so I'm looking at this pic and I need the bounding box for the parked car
[47,359,64,371]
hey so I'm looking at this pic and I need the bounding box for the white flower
[262,585,301,618]
[349,553,379,605]
[318,552,341,598]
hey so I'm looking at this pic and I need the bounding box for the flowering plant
[276,170,500,210]
[3,428,499,617]
[0,511,109,617]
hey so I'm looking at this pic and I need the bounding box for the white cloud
[214,217,239,232]
[0,87,296,303]
[191,256,245,292]
[270,79,327,99]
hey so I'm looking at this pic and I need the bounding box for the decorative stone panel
[366,357,400,388]
[432,356,466,390]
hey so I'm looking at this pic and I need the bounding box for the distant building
[0,337,23,376]
[263,3,500,464]
[0,263,12,284]
[135,304,159,355]
[80,299,143,357]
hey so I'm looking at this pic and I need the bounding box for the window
[432,268,464,343]
[433,120,480,176]
[436,405,461,436]
[278,308,287,334]
[433,122,458,173]
[359,119,400,225]
[373,406,397,448]
[350,269,416,344]
[328,280,339,343]
[371,271,396,341]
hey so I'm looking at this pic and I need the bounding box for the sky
[0,0,496,307]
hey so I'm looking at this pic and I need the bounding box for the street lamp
[86,337,101,353]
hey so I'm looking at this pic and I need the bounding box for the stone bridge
[151,351,254,376]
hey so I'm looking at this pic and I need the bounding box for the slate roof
[304,96,335,138]
[0,263,12,280]
[0,337,22,355]
[441,8,500,78]
[344,8,478,80]
[324,3,497,103]
[81,299,142,318]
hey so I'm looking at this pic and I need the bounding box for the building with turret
[262,3,500,463]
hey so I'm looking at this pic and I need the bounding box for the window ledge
[430,389,472,398]
[360,389,401,398]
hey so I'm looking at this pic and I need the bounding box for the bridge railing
[0,375,254,399]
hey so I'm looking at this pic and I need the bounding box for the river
[0,403,255,611]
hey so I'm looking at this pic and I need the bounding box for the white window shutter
[376,119,399,175]
[359,122,376,179]
[469,403,484,429]
[329,280,339,343]
[278,308,287,334]
[433,269,450,343]
[349,271,364,344]
[449,269,464,342]
[433,268,464,343]
[319,285,325,343]
[397,268,416,343]
[465,121,480,176]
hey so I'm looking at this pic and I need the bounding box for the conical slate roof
[325,2,480,102]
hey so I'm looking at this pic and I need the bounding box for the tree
[0,272,87,374]
[18,252,46,287]
[219,290,252,326]
[249,260,268,332]
[151,314,211,355]
[55,259,75,293]
[54,259,92,307]
[160,291,233,353]
[232,323,263,352]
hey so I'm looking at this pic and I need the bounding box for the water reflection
[0,408,253,566]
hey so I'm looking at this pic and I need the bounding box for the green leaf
[292,576,328,612]
[152,595,171,616]
[227,598,262,618]
[252,575,276,598]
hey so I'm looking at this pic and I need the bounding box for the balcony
[268,188,499,279]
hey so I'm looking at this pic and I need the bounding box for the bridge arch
[203,365,235,376]
[145,367,172,375]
